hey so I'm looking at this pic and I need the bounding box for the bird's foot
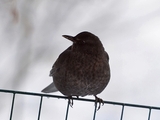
[68,96,74,107]
[68,95,79,107]
[94,96,104,111]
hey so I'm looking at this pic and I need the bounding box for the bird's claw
[95,96,104,111]
[68,96,74,107]
[67,96,80,107]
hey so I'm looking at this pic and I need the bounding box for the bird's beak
[62,35,76,42]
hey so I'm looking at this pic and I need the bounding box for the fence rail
[0,89,160,120]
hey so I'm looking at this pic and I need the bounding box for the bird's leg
[94,95,104,110]
[67,96,79,107]
[68,96,74,107]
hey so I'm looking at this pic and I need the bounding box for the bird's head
[62,31,104,54]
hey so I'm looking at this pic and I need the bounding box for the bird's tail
[41,82,58,93]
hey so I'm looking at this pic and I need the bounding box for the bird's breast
[53,52,110,96]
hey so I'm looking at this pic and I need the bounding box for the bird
[41,31,110,110]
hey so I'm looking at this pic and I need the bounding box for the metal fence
[0,89,160,120]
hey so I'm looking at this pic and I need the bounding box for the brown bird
[42,31,110,110]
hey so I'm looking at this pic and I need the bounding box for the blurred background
[0,0,160,120]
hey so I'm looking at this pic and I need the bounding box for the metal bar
[148,108,152,120]
[120,105,124,120]
[1,89,160,110]
[93,102,97,120]
[37,96,43,120]
[10,93,15,120]
[65,100,70,120]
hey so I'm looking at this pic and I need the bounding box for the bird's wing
[41,46,72,93]
[49,46,72,77]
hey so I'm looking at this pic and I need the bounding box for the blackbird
[42,31,110,110]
